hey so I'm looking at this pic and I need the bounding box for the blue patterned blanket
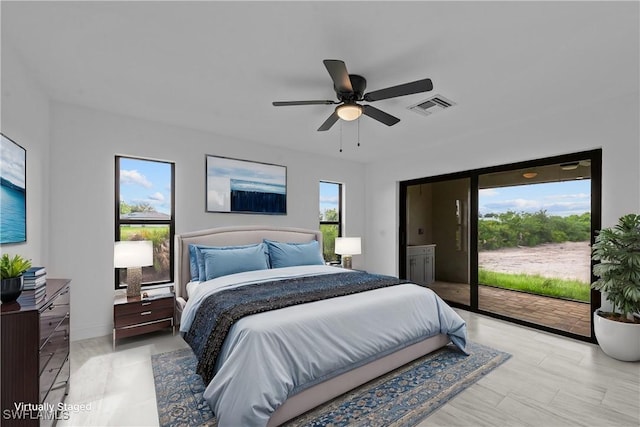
[183,271,406,383]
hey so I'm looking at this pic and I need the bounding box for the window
[319,181,342,263]
[115,156,175,289]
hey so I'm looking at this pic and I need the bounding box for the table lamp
[114,240,153,297]
[335,237,361,269]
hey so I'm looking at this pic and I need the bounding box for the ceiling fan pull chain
[339,122,343,153]
[357,119,361,147]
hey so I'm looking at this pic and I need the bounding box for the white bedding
[181,265,467,427]
[185,280,199,298]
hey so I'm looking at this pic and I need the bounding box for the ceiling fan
[272,59,433,131]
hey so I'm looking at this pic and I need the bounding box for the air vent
[408,95,456,116]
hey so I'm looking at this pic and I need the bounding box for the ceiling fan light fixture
[336,104,363,121]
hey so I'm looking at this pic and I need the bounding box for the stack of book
[21,266,47,304]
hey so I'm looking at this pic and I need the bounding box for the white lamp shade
[335,237,362,256]
[114,240,154,268]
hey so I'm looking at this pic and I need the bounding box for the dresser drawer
[40,288,70,349]
[40,316,69,374]
[39,343,68,402]
[41,356,69,427]
[114,297,174,328]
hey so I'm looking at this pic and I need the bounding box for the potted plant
[0,254,32,303]
[591,213,640,361]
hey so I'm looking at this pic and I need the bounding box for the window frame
[319,181,343,263]
[115,155,176,289]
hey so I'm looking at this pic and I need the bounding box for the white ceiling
[2,1,638,163]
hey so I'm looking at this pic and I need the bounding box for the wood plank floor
[59,310,639,427]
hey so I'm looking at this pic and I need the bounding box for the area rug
[152,341,511,427]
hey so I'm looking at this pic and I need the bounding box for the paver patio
[429,281,591,337]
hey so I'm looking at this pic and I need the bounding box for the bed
[175,225,467,427]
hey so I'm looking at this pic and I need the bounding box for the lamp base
[126,267,142,297]
[342,255,353,269]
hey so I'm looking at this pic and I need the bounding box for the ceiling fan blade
[323,59,353,94]
[272,100,336,106]
[362,105,400,126]
[364,78,433,102]
[317,112,339,131]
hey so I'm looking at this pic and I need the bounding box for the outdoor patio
[429,281,591,337]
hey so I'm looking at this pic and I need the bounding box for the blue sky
[318,180,590,218]
[319,182,339,214]
[120,158,171,214]
[479,179,591,217]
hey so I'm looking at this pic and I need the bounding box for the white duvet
[180,265,467,427]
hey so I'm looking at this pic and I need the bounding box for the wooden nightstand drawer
[114,304,173,328]
[113,291,175,347]
[114,296,173,316]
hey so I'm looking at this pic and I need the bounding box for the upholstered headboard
[174,225,323,300]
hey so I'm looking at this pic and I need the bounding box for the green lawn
[478,269,590,302]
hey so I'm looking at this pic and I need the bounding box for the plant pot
[1,276,24,304]
[593,309,640,362]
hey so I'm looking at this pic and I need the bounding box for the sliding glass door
[399,150,601,342]
[478,158,594,337]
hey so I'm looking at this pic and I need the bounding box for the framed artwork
[1,134,27,244]
[206,155,286,215]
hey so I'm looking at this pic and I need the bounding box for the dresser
[1,279,71,427]
[407,245,436,286]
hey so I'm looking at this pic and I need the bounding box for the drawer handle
[49,305,55,310]
[140,311,152,316]
[141,302,152,306]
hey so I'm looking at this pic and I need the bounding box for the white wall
[49,103,366,340]
[364,94,640,277]
[0,43,51,266]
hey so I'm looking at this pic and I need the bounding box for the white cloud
[544,193,590,200]
[481,198,590,217]
[121,169,152,188]
[320,195,339,203]
[148,192,165,202]
[479,188,499,197]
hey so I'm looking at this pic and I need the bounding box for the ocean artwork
[206,155,286,214]
[1,134,26,244]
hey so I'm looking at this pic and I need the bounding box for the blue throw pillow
[192,243,269,281]
[264,239,325,268]
[203,244,270,281]
[188,244,200,281]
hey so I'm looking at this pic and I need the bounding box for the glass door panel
[478,160,592,337]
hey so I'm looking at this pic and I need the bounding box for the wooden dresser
[1,279,71,427]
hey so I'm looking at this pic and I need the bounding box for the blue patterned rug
[152,341,510,427]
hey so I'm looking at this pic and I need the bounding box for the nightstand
[113,286,175,348]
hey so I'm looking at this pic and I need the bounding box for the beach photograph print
[1,134,26,244]
[206,155,286,214]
